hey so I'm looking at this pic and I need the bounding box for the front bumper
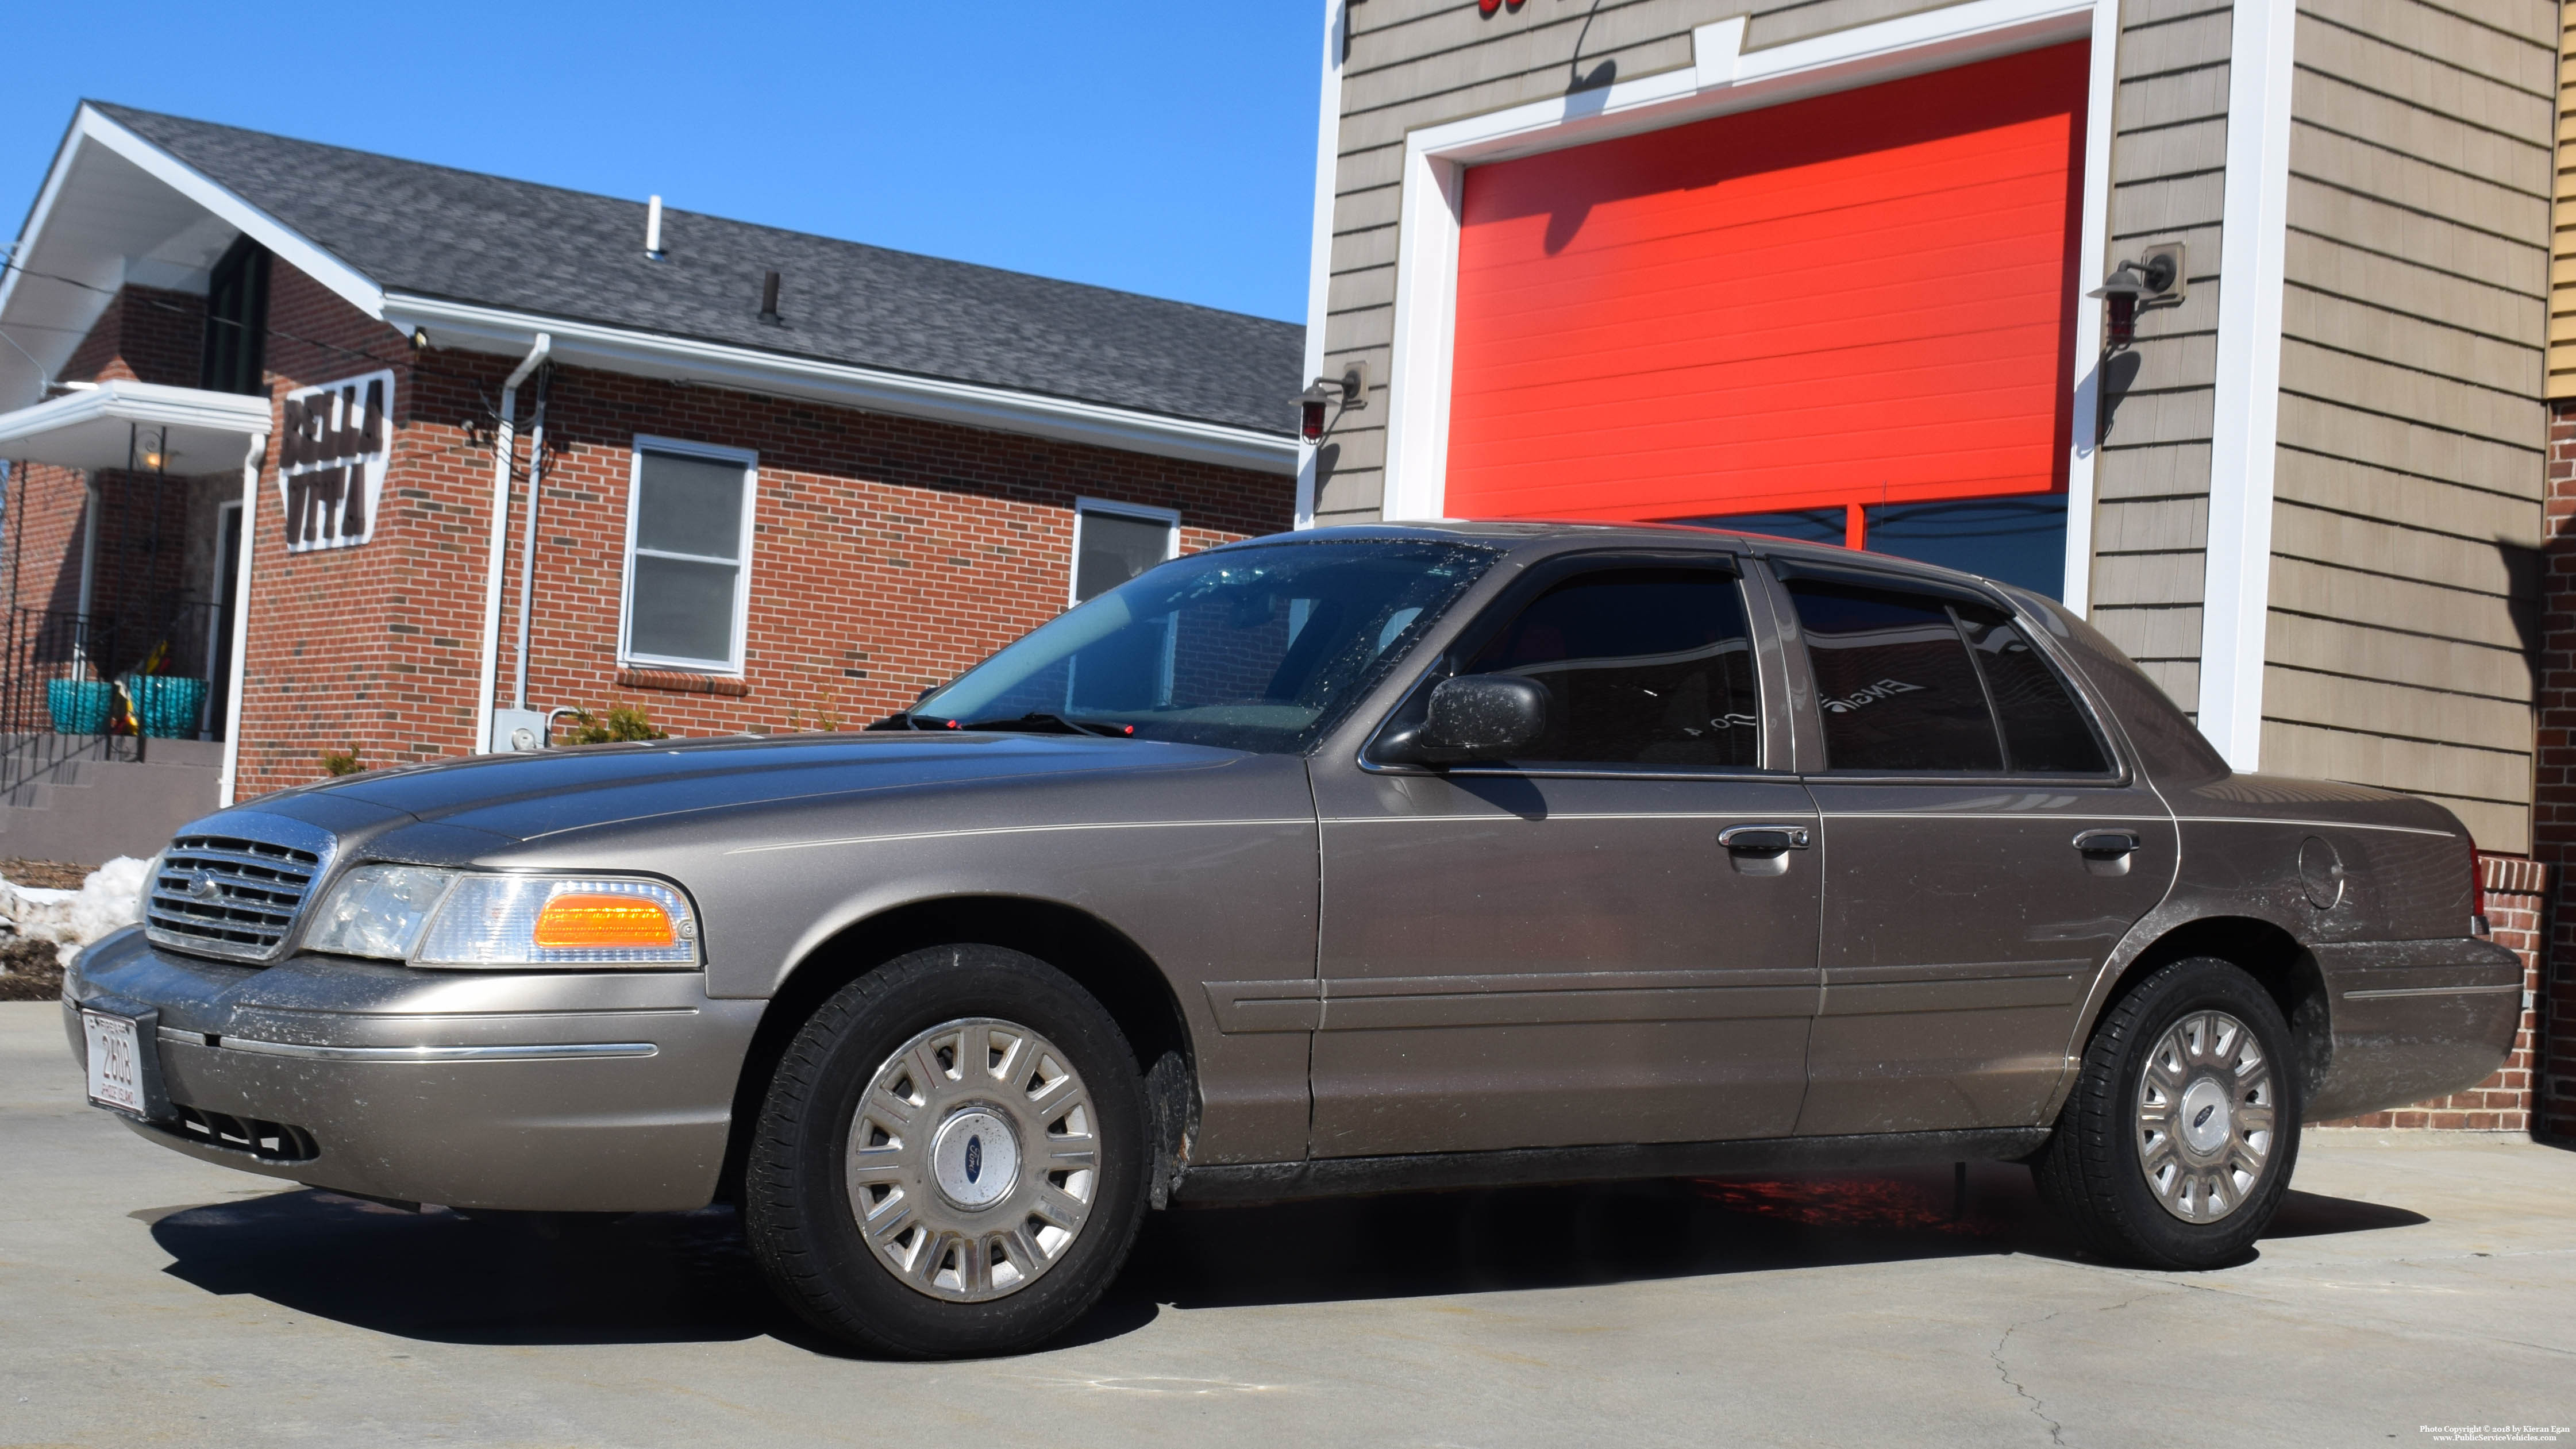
[63,926,765,1211]
[2307,936,2525,1122]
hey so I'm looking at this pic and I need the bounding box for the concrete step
[0,744,222,863]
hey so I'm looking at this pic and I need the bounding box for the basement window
[1070,498,1179,605]
[620,437,757,673]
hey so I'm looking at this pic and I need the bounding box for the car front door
[1307,553,1822,1158]
[1761,561,2177,1136]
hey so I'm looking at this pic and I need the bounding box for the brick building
[0,103,1300,854]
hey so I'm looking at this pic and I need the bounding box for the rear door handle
[1720,824,1811,854]
[2073,828,2142,856]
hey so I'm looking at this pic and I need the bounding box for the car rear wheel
[744,945,1150,1357]
[2032,955,2300,1269]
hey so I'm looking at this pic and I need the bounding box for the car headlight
[305,865,456,959]
[305,868,700,969]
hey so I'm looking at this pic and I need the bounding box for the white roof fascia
[0,109,93,353]
[70,105,387,321]
[384,294,1300,476]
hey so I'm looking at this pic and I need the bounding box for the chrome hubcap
[844,1017,1100,1302]
[2135,1009,2277,1224]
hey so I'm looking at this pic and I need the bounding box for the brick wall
[58,284,205,387]
[2533,398,2576,1139]
[226,260,1295,792]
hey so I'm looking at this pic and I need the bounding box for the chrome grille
[145,828,330,962]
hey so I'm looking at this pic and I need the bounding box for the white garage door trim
[1378,0,2120,615]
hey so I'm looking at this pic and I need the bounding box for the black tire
[744,945,1152,1357]
[2032,955,2301,1270]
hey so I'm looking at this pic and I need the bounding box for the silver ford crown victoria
[65,523,2520,1357]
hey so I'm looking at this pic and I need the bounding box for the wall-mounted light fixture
[1299,361,1369,443]
[2088,242,2184,348]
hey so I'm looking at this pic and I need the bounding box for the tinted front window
[1788,580,2001,772]
[1466,568,1760,767]
[1955,604,2108,773]
[914,541,1496,754]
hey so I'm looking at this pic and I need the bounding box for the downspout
[215,429,268,808]
[472,333,549,753]
[511,365,550,711]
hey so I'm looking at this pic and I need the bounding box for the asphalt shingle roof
[94,103,1304,436]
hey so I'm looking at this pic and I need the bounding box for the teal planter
[45,679,111,735]
[126,676,209,738]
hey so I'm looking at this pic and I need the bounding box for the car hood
[244,732,1268,844]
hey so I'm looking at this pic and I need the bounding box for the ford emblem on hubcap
[965,1135,983,1183]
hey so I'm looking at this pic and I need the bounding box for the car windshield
[908,539,1498,754]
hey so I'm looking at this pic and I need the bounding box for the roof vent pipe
[759,270,781,323]
[645,195,664,259]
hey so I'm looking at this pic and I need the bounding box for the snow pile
[0,857,150,969]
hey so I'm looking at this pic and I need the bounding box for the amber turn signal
[533,893,677,950]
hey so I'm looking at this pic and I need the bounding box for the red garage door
[1446,42,2088,523]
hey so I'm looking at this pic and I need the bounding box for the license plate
[83,1009,146,1115]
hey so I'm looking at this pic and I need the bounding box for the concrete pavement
[3,1000,2571,1447]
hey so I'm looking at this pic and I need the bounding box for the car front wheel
[2033,955,2301,1269]
[744,945,1151,1357]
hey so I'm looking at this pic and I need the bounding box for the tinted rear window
[1789,580,2000,772]
[1788,577,2109,774]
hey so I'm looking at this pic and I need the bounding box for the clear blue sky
[1,3,1319,323]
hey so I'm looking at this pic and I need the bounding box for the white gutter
[472,333,549,754]
[216,429,268,807]
[385,296,1299,476]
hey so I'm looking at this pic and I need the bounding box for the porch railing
[0,602,225,801]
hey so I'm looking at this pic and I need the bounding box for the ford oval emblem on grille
[186,870,220,900]
[965,1135,983,1183]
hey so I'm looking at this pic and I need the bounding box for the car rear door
[1759,560,2177,1136]
[1307,551,1823,1157]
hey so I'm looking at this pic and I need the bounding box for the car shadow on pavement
[143,1162,2429,1353]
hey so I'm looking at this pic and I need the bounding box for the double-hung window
[621,437,757,673]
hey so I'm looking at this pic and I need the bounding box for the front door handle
[1720,824,1812,854]
[2073,828,2142,856]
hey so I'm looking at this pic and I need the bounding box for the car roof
[1223,520,2034,603]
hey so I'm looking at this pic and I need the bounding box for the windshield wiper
[952,711,1135,738]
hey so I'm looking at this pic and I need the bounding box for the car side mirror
[1387,673,1548,765]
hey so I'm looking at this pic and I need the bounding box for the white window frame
[1068,496,1180,608]
[618,434,759,674]
[1374,0,2121,621]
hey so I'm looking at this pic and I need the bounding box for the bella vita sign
[276,369,392,552]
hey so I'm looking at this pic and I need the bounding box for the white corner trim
[1380,0,2102,523]
[1296,0,1345,528]
[2198,0,2297,772]
[71,106,386,323]
[2057,0,2122,617]
[384,294,1299,477]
